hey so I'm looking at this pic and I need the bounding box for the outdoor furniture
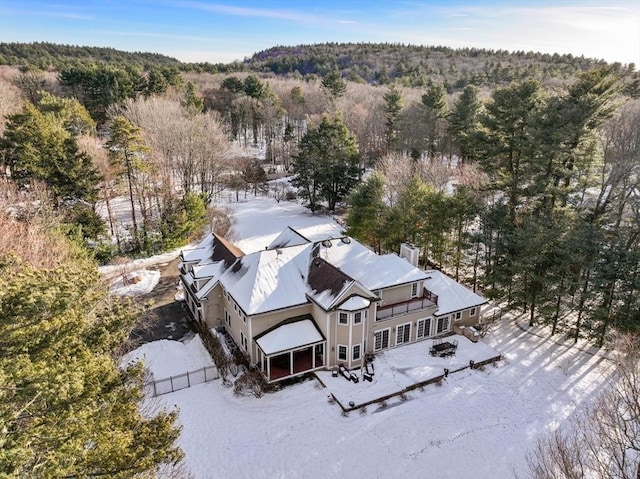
[429,339,458,357]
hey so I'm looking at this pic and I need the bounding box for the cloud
[96,30,221,43]
[0,6,94,20]
[166,1,308,21]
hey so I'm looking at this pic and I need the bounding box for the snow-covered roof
[255,319,324,355]
[337,295,371,311]
[423,270,487,316]
[182,227,480,318]
[319,238,428,291]
[220,244,311,315]
[267,226,310,250]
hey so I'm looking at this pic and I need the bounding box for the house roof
[267,226,310,250]
[423,270,487,316]
[181,233,244,267]
[337,295,371,311]
[306,256,355,310]
[318,238,429,291]
[219,244,311,315]
[183,227,479,318]
[255,317,324,355]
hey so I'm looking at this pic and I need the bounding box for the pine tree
[448,85,482,163]
[0,221,182,477]
[0,102,101,203]
[106,116,150,251]
[345,171,387,253]
[383,86,404,153]
[292,115,360,212]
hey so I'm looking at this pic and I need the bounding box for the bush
[233,370,269,398]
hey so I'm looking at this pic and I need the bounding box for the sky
[0,0,638,66]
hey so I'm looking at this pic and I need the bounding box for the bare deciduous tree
[523,335,640,479]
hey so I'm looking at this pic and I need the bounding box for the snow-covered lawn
[109,269,160,296]
[317,335,500,408]
[135,319,615,479]
[124,194,618,478]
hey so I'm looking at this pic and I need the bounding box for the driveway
[129,256,196,344]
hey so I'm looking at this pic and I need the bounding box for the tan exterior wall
[377,281,421,306]
[448,306,482,329]
[368,306,437,352]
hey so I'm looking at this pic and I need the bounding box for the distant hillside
[0,42,181,70]
[1,41,635,93]
[247,42,632,91]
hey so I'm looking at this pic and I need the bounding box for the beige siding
[377,281,421,306]
[368,306,438,353]
[449,306,482,328]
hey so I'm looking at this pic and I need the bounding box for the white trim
[417,317,432,339]
[373,328,390,352]
[338,312,348,325]
[352,343,361,361]
[337,344,348,362]
[396,322,411,345]
[470,307,477,317]
[437,315,450,334]
[454,311,462,321]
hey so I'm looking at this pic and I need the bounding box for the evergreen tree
[0,102,100,203]
[421,82,449,158]
[448,85,483,163]
[0,224,182,477]
[106,116,150,251]
[383,86,404,153]
[320,70,347,99]
[292,115,360,212]
[345,171,387,253]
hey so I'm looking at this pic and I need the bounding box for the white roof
[320,239,428,291]
[337,295,371,311]
[220,244,311,315]
[255,319,323,355]
[181,234,214,262]
[423,270,487,316]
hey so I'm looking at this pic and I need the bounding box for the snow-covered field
[126,195,618,479]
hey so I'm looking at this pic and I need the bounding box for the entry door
[374,329,390,351]
[396,323,411,345]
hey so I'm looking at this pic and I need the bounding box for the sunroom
[254,317,326,382]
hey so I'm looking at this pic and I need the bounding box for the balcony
[375,292,437,321]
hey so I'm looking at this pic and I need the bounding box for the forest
[0,41,639,476]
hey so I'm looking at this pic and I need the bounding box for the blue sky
[0,0,638,66]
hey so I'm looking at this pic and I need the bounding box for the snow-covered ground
[109,269,160,296]
[121,194,618,479]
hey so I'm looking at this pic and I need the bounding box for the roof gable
[423,270,487,316]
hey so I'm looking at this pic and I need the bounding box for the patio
[316,334,501,410]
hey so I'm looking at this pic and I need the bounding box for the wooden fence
[145,365,219,397]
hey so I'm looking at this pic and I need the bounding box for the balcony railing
[375,294,437,321]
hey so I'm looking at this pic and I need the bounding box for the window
[437,316,450,334]
[353,344,361,361]
[224,310,230,325]
[339,312,348,325]
[374,329,390,351]
[397,323,411,345]
[240,331,246,350]
[354,311,362,324]
[338,345,347,361]
[455,311,462,321]
[411,282,418,298]
[470,308,477,317]
[242,313,247,324]
[417,318,431,339]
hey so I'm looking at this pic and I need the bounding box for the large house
[179,227,487,382]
